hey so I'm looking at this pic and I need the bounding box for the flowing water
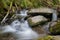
[12,9,39,40]
[43,10,57,34]
[0,9,58,40]
[52,10,57,21]
[0,9,39,40]
[9,9,57,40]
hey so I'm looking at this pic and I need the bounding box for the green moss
[27,18,35,26]
[49,21,60,34]
[38,35,53,40]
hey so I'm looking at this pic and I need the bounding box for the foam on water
[0,9,39,40]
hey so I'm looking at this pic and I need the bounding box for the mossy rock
[49,21,60,35]
[27,16,48,27]
[38,35,60,40]
[38,35,53,40]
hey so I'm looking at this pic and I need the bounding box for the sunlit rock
[28,8,53,14]
[28,15,48,26]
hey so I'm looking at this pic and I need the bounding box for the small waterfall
[0,9,38,40]
[52,10,57,21]
[11,9,39,40]
[43,10,57,34]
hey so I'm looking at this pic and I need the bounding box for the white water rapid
[0,9,39,40]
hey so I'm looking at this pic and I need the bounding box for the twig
[1,2,13,24]
[15,3,18,10]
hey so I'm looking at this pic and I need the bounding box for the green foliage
[0,0,60,12]
[0,0,60,10]
[20,0,33,8]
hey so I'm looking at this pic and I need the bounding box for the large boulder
[28,15,48,26]
[28,8,54,21]
[49,21,60,35]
